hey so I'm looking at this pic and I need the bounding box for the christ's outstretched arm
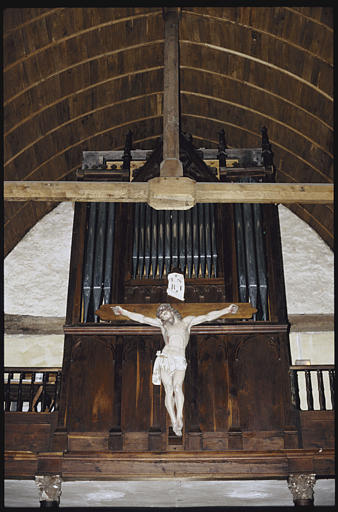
[112,306,162,327]
[184,304,238,329]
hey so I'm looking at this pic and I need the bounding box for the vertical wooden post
[160,8,183,177]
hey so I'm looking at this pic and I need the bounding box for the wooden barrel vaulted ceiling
[3,6,333,256]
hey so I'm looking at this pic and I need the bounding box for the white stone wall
[4,202,334,367]
[5,334,65,367]
[278,205,334,315]
[4,202,74,317]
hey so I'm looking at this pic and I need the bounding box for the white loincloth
[152,351,187,385]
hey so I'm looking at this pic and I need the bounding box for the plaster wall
[278,205,334,315]
[4,334,64,368]
[4,202,74,317]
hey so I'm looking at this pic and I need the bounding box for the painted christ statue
[112,302,238,437]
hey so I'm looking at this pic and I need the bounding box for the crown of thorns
[156,303,182,320]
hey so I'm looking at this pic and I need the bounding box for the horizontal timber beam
[4,179,333,208]
[4,314,334,334]
[4,314,65,335]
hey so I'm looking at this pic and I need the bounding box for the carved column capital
[287,473,316,506]
[35,475,62,505]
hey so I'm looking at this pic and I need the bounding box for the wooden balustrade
[289,365,335,411]
[4,368,62,413]
[5,365,333,415]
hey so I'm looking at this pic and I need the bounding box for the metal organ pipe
[164,210,171,276]
[151,208,158,278]
[144,204,152,278]
[198,203,206,277]
[192,205,199,278]
[185,208,193,278]
[93,202,107,321]
[210,204,218,278]
[243,202,258,318]
[82,202,97,322]
[179,210,186,275]
[138,203,146,278]
[103,203,115,305]
[158,210,164,279]
[253,203,268,320]
[171,210,178,270]
[234,203,247,303]
[204,203,212,278]
[132,203,140,279]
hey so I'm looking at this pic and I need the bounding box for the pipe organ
[80,196,269,322]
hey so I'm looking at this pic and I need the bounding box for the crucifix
[97,302,256,436]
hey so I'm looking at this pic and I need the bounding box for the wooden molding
[63,323,289,335]
[4,181,333,207]
[5,448,335,480]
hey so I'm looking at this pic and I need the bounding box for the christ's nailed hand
[112,306,123,315]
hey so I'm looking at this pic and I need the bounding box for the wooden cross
[96,302,257,322]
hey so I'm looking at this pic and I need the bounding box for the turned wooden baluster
[5,371,13,411]
[41,372,49,412]
[304,369,314,411]
[53,371,62,412]
[29,371,36,411]
[289,369,300,410]
[328,369,335,407]
[317,369,326,410]
[17,372,24,411]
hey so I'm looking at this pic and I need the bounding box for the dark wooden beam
[4,314,334,335]
[160,7,183,177]
[288,314,334,332]
[4,448,335,480]
[4,314,65,335]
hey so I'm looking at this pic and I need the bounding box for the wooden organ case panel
[58,140,299,453]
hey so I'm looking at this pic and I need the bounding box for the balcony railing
[289,365,335,411]
[4,368,62,412]
[4,365,334,414]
